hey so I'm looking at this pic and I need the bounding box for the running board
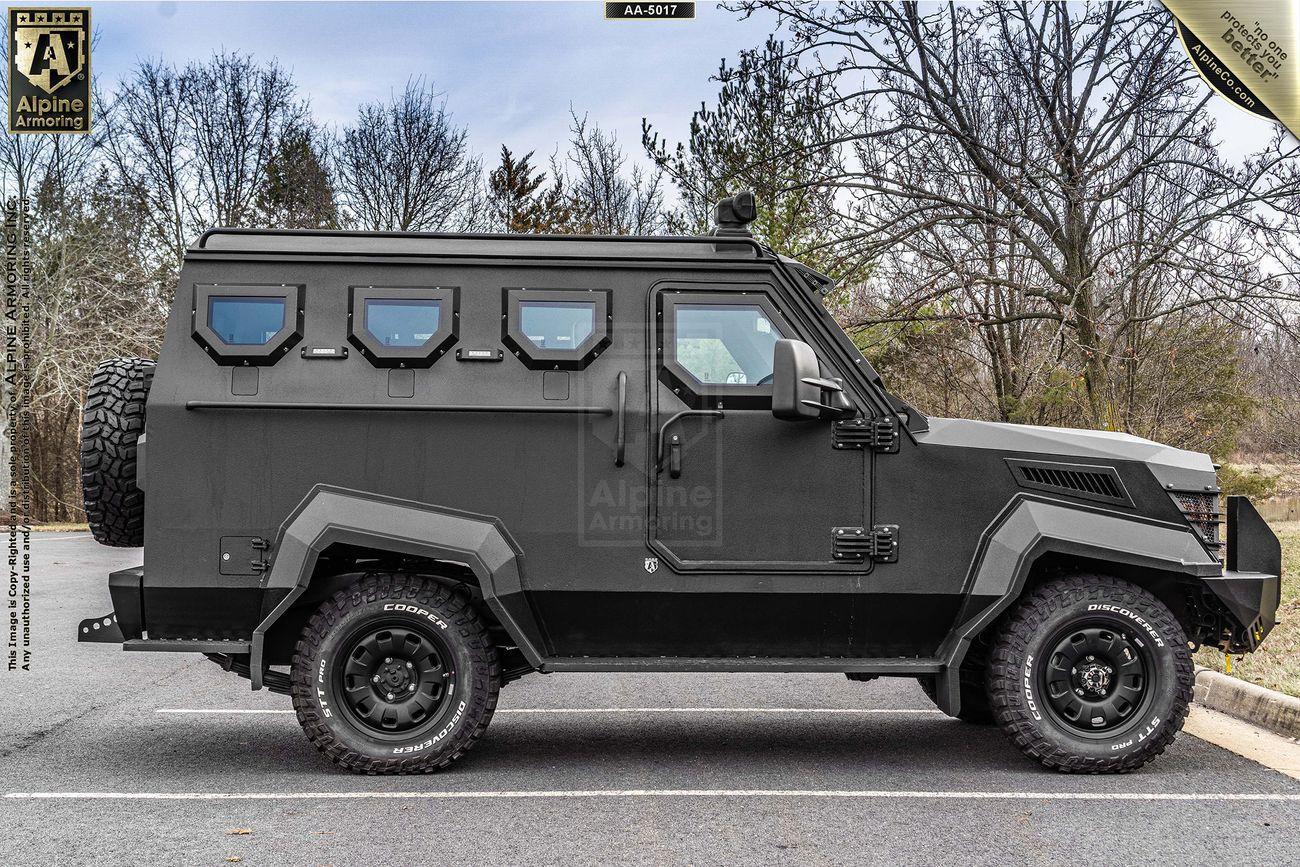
[540,657,943,674]
[123,638,252,653]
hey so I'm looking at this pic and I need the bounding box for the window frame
[348,286,459,368]
[658,289,794,410]
[502,287,611,371]
[192,283,304,366]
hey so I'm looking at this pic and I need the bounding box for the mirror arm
[800,376,843,392]
[799,399,856,419]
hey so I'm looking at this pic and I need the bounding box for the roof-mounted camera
[712,191,757,237]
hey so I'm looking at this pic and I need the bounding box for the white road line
[153,707,943,715]
[156,709,292,714]
[5,790,1300,802]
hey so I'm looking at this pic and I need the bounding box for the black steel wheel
[291,573,500,774]
[988,574,1192,774]
[334,622,457,739]
[1038,622,1153,735]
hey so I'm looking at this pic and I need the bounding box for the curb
[1194,666,1300,740]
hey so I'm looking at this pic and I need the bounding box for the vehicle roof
[191,228,774,263]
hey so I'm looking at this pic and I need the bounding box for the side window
[502,288,611,370]
[348,287,458,368]
[674,304,783,385]
[659,290,793,409]
[193,284,303,365]
[209,296,286,345]
[519,300,595,350]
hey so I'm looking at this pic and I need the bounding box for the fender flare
[248,484,545,689]
[934,494,1217,716]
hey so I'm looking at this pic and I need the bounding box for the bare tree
[734,1,1300,441]
[561,110,664,235]
[101,53,306,268]
[184,53,306,228]
[26,156,167,520]
[334,80,483,232]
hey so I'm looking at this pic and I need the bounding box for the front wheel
[290,574,500,774]
[987,574,1192,774]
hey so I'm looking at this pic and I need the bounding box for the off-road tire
[917,636,995,724]
[291,573,500,774]
[80,358,154,547]
[988,574,1193,774]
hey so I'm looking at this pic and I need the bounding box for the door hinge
[833,416,899,453]
[250,536,271,573]
[832,525,899,563]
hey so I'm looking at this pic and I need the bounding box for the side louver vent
[1006,459,1131,506]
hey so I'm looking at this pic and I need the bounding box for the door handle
[615,371,627,467]
[655,409,724,474]
[668,435,682,478]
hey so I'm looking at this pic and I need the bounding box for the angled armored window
[348,286,459,368]
[502,288,611,370]
[659,290,791,409]
[193,284,304,365]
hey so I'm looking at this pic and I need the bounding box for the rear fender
[248,484,544,689]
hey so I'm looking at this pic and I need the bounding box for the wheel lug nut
[385,657,393,664]
[387,692,395,700]
[408,684,416,692]
[372,675,380,683]
[406,662,413,669]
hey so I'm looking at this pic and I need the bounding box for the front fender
[248,484,545,688]
[936,494,1217,716]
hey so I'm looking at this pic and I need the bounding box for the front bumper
[1198,497,1282,652]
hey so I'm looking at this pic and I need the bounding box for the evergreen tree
[487,146,571,233]
[257,124,340,229]
[643,36,844,275]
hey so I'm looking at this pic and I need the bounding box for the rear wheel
[290,573,500,774]
[988,574,1192,773]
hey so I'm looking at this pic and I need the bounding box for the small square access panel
[388,369,415,398]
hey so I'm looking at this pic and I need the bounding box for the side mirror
[772,339,856,422]
[772,340,823,420]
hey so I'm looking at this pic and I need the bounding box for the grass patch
[1195,519,1300,698]
[1217,464,1281,499]
[32,522,90,532]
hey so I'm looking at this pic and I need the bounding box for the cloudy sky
[87,1,776,170]
[80,1,1277,172]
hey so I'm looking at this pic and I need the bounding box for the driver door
[648,285,869,572]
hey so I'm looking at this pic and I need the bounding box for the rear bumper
[1200,497,1282,651]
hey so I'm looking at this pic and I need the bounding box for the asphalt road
[2,533,1299,865]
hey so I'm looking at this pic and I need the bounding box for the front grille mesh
[1171,491,1223,557]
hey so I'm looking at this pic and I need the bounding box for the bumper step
[123,638,252,653]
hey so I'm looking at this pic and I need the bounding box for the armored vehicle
[79,194,1281,774]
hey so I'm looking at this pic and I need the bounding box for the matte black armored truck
[78,194,1281,775]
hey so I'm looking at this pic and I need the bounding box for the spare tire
[80,358,154,547]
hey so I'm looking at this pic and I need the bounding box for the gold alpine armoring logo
[7,7,91,134]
